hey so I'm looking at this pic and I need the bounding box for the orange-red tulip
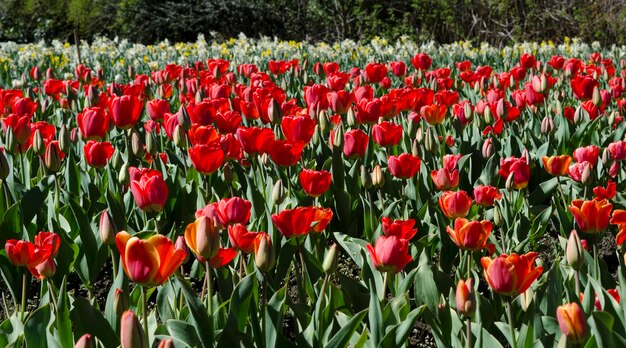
[498,157,530,189]
[381,217,417,240]
[556,302,588,344]
[456,278,476,317]
[228,224,264,254]
[542,155,572,176]
[184,216,221,260]
[420,104,447,125]
[388,153,421,179]
[116,231,185,287]
[272,206,316,238]
[446,218,495,254]
[311,206,333,233]
[439,190,473,219]
[570,199,612,234]
[480,252,543,297]
[473,185,502,207]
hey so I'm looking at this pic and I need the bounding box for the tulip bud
[260,153,270,167]
[574,106,586,124]
[323,244,339,274]
[332,126,344,150]
[34,258,56,278]
[407,119,418,139]
[455,278,476,317]
[522,148,531,164]
[32,130,45,156]
[127,65,135,80]
[145,131,157,156]
[371,165,385,188]
[425,127,438,154]
[609,111,617,127]
[592,87,601,107]
[496,99,506,119]
[175,235,189,264]
[120,310,148,348]
[190,216,220,260]
[541,116,554,134]
[520,287,534,311]
[223,162,234,183]
[602,148,611,165]
[74,334,95,348]
[566,230,584,270]
[268,98,283,125]
[319,110,329,132]
[58,125,70,154]
[44,142,63,173]
[111,150,123,171]
[99,210,117,245]
[118,163,130,185]
[157,339,175,348]
[173,125,186,148]
[272,179,286,205]
[482,138,494,159]
[5,127,17,154]
[493,205,503,227]
[581,164,593,186]
[360,165,373,189]
[557,303,588,344]
[0,151,9,180]
[483,107,493,124]
[463,102,473,122]
[347,108,357,127]
[505,172,516,191]
[131,131,145,158]
[415,127,424,143]
[311,125,320,145]
[114,289,129,316]
[411,138,420,157]
[255,235,275,272]
[177,105,191,132]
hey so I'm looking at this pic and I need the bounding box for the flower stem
[21,272,27,321]
[466,318,472,348]
[141,286,148,338]
[381,272,389,301]
[467,251,472,279]
[574,269,581,296]
[507,299,517,348]
[593,243,600,280]
[205,261,212,315]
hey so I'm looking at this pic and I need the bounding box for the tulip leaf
[378,305,425,348]
[327,308,368,348]
[166,319,201,347]
[175,277,214,348]
[55,279,73,348]
[368,279,383,345]
[0,202,21,242]
[589,311,615,347]
[264,285,289,348]
[24,304,51,348]
[70,296,120,348]
[20,183,47,225]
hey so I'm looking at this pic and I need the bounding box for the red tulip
[439,190,473,219]
[456,278,476,317]
[11,97,37,117]
[572,145,599,166]
[77,107,109,141]
[568,161,592,182]
[236,127,275,155]
[388,153,421,179]
[327,91,353,114]
[208,248,238,268]
[411,53,432,70]
[129,167,168,213]
[304,84,330,111]
[272,206,315,238]
[1,113,31,144]
[446,218,495,253]
[146,99,170,122]
[228,224,266,254]
[571,75,598,101]
[281,115,316,144]
[109,95,143,129]
[4,239,52,268]
[431,168,459,191]
[557,303,588,344]
[381,217,417,240]
[570,199,612,234]
[299,169,332,198]
[481,252,543,297]
[372,121,402,147]
[115,231,186,287]
[473,185,502,207]
[268,140,305,167]
[34,231,60,257]
[498,157,530,190]
[216,197,252,226]
[84,141,115,168]
[593,181,616,200]
[364,63,388,83]
[215,111,242,134]
[29,257,56,280]
[188,143,225,175]
[609,141,626,161]
[311,206,333,233]
[389,61,407,76]
[366,235,412,274]
[520,53,536,69]
[343,129,369,159]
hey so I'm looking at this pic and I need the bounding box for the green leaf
[327,309,368,348]
[24,304,51,348]
[56,279,73,348]
[70,296,120,348]
[379,305,426,348]
[175,277,214,348]
[166,319,201,347]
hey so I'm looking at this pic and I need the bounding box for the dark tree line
[1,0,625,45]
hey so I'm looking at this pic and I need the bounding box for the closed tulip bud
[522,149,531,164]
[407,119,418,138]
[574,106,586,123]
[194,90,203,103]
[411,138,420,157]
[44,141,64,173]
[602,148,611,165]
[557,303,588,344]
[319,110,329,132]
[99,210,117,245]
[272,179,286,204]
[185,216,220,260]
[223,162,234,183]
[492,75,500,88]
[120,310,148,348]
[311,125,320,145]
[111,150,123,171]
[323,244,339,274]
[505,172,516,191]
[145,131,157,156]
[173,125,186,148]
[455,278,476,317]
[496,99,507,119]
[157,339,175,348]
[473,81,481,94]
[541,116,554,134]
[520,287,534,311]
[268,98,283,125]
[118,163,130,185]
[493,205,503,227]
[260,152,270,167]
[592,87,601,107]
[581,164,593,186]
[255,235,275,272]
[425,127,438,154]
[131,131,145,158]
[58,125,70,153]
[74,334,95,348]
[415,127,424,143]
[332,126,344,150]
[361,165,373,189]
[483,107,493,124]
[127,65,135,79]
[33,130,45,156]
[347,108,357,127]
[482,138,494,158]
[114,289,128,317]
[371,164,385,188]
[175,235,189,264]
[177,105,191,132]
[566,230,584,270]
[5,127,17,154]
[463,102,473,122]
[609,111,617,127]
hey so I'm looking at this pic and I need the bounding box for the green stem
[593,243,599,281]
[111,247,118,280]
[21,271,27,322]
[467,251,472,279]
[381,272,389,301]
[141,286,148,339]
[47,280,58,310]
[574,269,581,296]
[466,318,472,348]
[556,176,569,215]
[298,246,307,304]
[205,261,212,315]
[507,299,517,348]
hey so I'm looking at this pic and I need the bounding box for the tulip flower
[29,257,56,280]
[473,185,502,207]
[109,95,143,129]
[299,169,332,198]
[388,153,421,179]
[343,129,369,159]
[272,206,316,238]
[328,91,353,114]
[34,231,60,257]
[439,190,473,219]
[593,181,616,200]
[420,104,447,125]
[1,113,31,145]
[446,218,495,254]
[372,121,403,147]
[542,155,572,176]
[569,199,612,234]
[572,145,600,166]
[556,303,588,344]
[281,115,316,144]
[75,333,96,348]
[129,167,168,213]
[84,141,115,168]
[184,216,221,261]
[77,107,109,141]
[215,197,252,226]
[480,252,543,297]
[44,140,65,173]
[120,310,148,348]
[431,167,459,190]
[412,53,432,70]
[381,217,417,240]
[188,143,225,175]
[610,209,626,245]
[146,99,170,122]
[236,126,275,155]
[608,141,626,161]
[115,231,185,287]
[311,206,333,233]
[228,224,265,254]
[498,157,530,189]
[268,140,305,167]
[5,239,52,268]
[456,278,476,317]
[254,234,275,273]
[366,235,412,274]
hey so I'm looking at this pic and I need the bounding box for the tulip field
[4,36,626,347]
